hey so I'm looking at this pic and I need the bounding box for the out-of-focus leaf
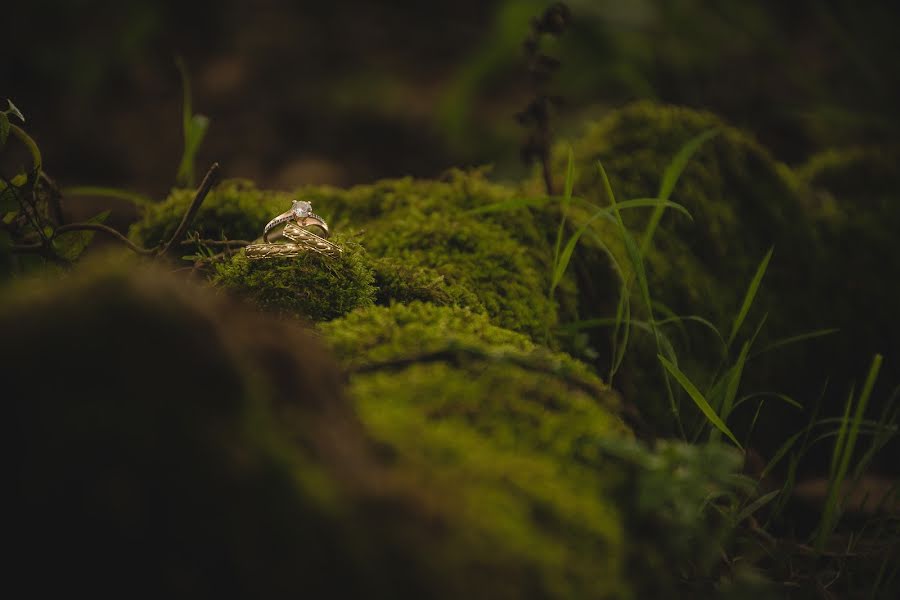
[1,186,19,213]
[7,99,25,122]
[9,125,42,170]
[52,211,110,261]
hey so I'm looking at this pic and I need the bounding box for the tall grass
[470,137,898,595]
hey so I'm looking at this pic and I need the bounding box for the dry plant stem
[55,223,157,255]
[181,238,251,248]
[542,148,554,196]
[159,162,220,255]
[7,162,222,262]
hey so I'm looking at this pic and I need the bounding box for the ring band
[246,222,342,260]
[263,200,329,242]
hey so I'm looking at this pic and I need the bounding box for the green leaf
[7,99,25,122]
[52,210,110,261]
[752,328,840,358]
[727,247,773,349]
[602,162,653,319]
[11,172,28,186]
[551,147,576,288]
[9,124,42,170]
[0,186,19,213]
[641,129,718,253]
[817,354,883,549]
[733,489,780,524]
[175,58,210,187]
[563,145,575,199]
[711,341,750,443]
[0,112,9,145]
[550,209,603,294]
[658,354,743,450]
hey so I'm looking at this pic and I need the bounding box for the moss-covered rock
[370,256,483,309]
[4,258,642,599]
[320,302,632,598]
[214,232,376,321]
[544,102,820,330]
[360,210,557,339]
[800,146,900,383]
[128,179,290,248]
[516,103,828,429]
[1,257,438,597]
[132,172,572,340]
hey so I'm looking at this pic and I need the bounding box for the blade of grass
[176,57,210,187]
[550,211,605,294]
[727,247,774,350]
[551,146,575,276]
[734,489,780,525]
[658,354,743,450]
[711,341,751,443]
[641,129,718,254]
[751,328,841,359]
[817,354,883,550]
[601,162,653,319]
[733,392,802,413]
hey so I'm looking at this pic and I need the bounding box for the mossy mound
[800,146,900,382]
[297,170,579,337]
[128,179,291,248]
[320,302,632,598]
[131,172,574,341]
[214,233,376,321]
[360,211,558,339]
[517,103,829,429]
[370,256,483,309]
[4,258,638,599]
[545,102,820,329]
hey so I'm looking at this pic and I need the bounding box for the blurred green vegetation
[4,0,899,194]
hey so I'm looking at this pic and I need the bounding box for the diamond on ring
[292,200,312,218]
[263,199,330,242]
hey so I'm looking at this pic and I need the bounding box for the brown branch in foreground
[159,162,221,255]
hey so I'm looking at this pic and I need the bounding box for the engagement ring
[246,221,342,260]
[263,200,329,242]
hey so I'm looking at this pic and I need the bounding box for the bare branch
[159,162,220,255]
[180,238,251,247]
[54,222,157,255]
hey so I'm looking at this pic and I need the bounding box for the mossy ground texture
[11,102,897,598]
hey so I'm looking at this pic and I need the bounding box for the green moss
[799,146,900,382]
[544,102,820,328]
[214,233,376,321]
[320,302,631,598]
[370,256,484,309]
[128,179,290,248]
[131,171,572,340]
[359,211,557,339]
[297,171,582,329]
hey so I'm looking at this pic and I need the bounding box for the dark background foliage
[4,0,899,196]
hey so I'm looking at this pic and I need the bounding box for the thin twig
[159,162,220,255]
[2,173,47,244]
[54,222,157,255]
[180,238,251,247]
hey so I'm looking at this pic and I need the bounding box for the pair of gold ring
[245,200,341,260]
